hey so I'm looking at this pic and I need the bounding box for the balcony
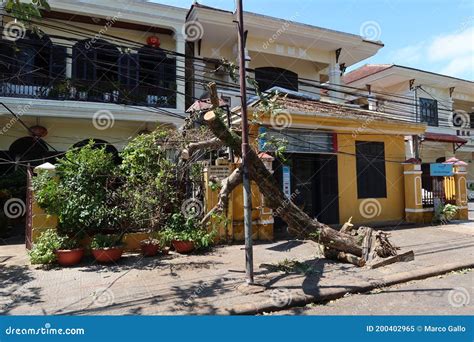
[0,75,177,108]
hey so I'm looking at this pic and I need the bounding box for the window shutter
[119,53,139,88]
[50,45,67,79]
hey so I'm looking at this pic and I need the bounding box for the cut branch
[201,166,243,225]
[181,137,223,160]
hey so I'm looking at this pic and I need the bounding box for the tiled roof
[343,64,393,84]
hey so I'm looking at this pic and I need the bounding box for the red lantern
[29,125,48,138]
[147,36,160,48]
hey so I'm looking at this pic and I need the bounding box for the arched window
[137,46,176,106]
[9,136,49,165]
[255,67,298,92]
[72,39,120,82]
[0,32,66,85]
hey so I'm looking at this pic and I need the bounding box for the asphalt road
[273,269,473,315]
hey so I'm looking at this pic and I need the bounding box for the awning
[422,132,467,153]
[423,132,467,144]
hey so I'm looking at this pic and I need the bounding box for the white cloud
[428,26,474,61]
[388,25,474,80]
[389,42,425,64]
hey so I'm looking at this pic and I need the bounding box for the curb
[227,261,474,315]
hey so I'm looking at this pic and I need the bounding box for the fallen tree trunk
[195,82,402,266]
[203,109,364,257]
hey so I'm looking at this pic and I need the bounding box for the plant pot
[172,240,195,254]
[92,247,123,263]
[140,243,160,257]
[55,248,84,266]
[161,246,170,255]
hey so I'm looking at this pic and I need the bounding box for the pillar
[328,62,343,102]
[454,165,469,220]
[403,162,425,223]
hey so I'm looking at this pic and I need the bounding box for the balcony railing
[0,75,176,108]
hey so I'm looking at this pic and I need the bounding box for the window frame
[355,141,387,199]
[419,97,439,127]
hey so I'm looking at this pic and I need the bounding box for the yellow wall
[337,133,406,224]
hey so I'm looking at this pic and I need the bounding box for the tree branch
[201,166,243,225]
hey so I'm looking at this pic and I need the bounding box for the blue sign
[282,165,291,198]
[430,163,453,176]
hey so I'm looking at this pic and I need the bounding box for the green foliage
[118,130,178,230]
[4,0,50,35]
[28,229,79,265]
[32,141,119,234]
[433,204,458,224]
[90,234,123,249]
[160,213,215,250]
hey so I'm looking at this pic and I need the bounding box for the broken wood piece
[337,252,366,267]
[362,227,373,261]
[339,216,354,234]
[368,250,415,269]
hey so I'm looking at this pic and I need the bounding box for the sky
[152,0,474,81]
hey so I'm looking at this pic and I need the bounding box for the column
[453,165,469,220]
[174,33,186,112]
[328,61,343,102]
[403,162,425,223]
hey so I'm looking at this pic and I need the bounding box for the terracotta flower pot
[140,243,160,257]
[55,248,84,266]
[172,240,195,254]
[92,247,123,263]
[161,246,171,255]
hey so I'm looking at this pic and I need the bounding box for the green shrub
[28,229,80,264]
[118,131,179,230]
[32,141,120,234]
[90,234,123,249]
[160,213,215,250]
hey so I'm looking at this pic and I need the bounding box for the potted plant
[28,229,84,266]
[55,237,84,266]
[161,213,215,254]
[90,234,124,263]
[140,237,161,257]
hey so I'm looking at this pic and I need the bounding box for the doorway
[273,153,339,238]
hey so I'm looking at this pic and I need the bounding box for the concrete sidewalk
[0,222,473,315]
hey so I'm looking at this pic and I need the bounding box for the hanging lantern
[146,36,160,48]
[29,125,48,138]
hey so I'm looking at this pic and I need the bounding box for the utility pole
[236,0,254,284]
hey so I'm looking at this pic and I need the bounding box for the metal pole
[413,86,420,160]
[236,0,254,284]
